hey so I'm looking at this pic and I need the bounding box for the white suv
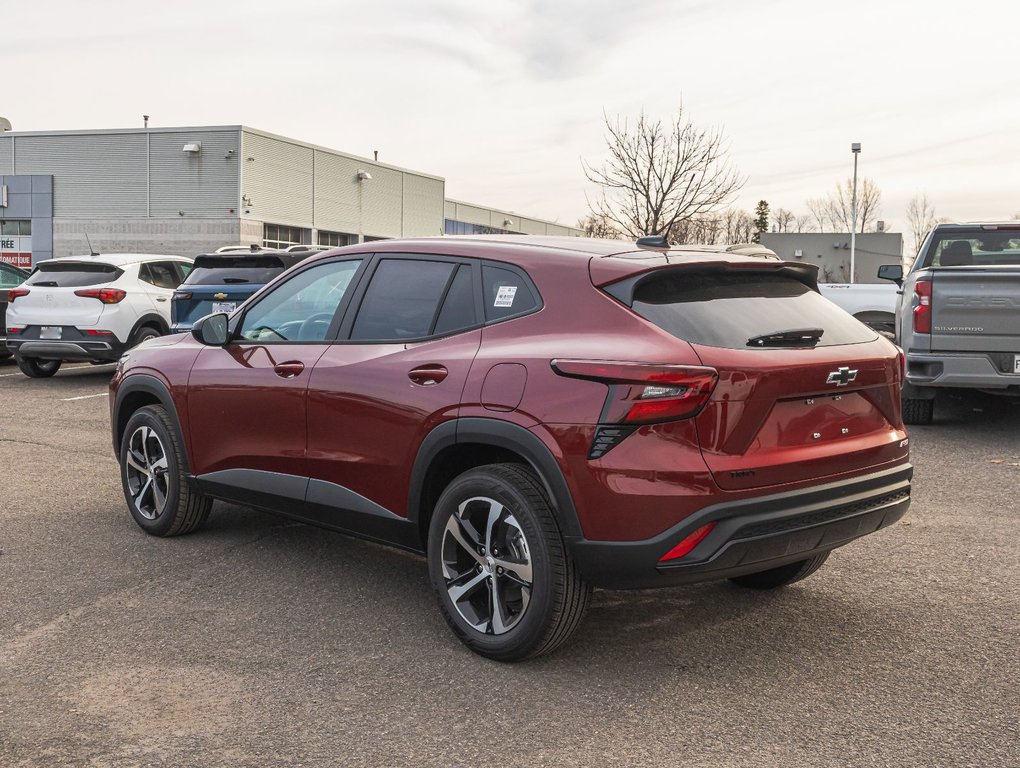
[5,253,193,378]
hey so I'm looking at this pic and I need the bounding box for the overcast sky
[5,0,1019,231]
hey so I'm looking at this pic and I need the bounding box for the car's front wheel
[120,405,211,537]
[16,355,61,378]
[427,464,591,662]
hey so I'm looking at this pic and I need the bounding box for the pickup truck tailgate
[931,268,1020,352]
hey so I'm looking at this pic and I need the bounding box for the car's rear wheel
[427,463,591,662]
[131,326,162,347]
[120,405,211,537]
[902,397,934,425]
[729,551,831,590]
[16,355,61,378]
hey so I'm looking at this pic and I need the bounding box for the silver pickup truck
[885,222,1020,424]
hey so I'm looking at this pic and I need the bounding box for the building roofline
[0,124,446,182]
[445,197,578,232]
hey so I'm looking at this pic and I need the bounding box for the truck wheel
[902,397,934,425]
[16,355,62,378]
[729,552,830,590]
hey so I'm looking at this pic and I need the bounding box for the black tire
[16,355,61,378]
[119,405,211,537]
[729,551,831,590]
[427,463,591,662]
[131,326,162,347]
[902,397,934,425]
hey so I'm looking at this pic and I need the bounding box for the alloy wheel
[124,425,171,520]
[441,496,534,635]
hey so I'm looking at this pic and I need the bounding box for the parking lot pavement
[1,358,1018,768]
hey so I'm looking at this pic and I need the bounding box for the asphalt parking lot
[1,359,1018,768]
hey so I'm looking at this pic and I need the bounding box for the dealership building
[0,124,582,268]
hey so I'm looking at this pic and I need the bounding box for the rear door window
[26,262,123,287]
[628,271,876,349]
[350,259,457,341]
[139,262,182,289]
[433,265,478,335]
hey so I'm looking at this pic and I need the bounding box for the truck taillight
[8,288,29,303]
[551,360,719,424]
[74,288,127,304]
[913,279,932,334]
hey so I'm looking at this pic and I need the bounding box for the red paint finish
[188,343,330,477]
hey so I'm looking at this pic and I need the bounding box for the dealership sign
[0,234,32,269]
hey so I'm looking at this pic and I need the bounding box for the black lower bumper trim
[567,464,912,589]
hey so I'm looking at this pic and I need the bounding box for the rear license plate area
[1014,354,1020,374]
[211,302,236,314]
[40,326,63,340]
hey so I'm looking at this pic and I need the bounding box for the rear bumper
[906,351,1020,390]
[7,338,127,362]
[567,463,912,589]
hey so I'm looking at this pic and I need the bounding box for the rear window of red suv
[628,271,876,349]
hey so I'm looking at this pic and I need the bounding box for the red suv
[109,236,911,660]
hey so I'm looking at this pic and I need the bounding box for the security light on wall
[356,170,372,181]
[182,142,202,153]
[503,218,514,227]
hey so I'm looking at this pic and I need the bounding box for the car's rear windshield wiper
[747,328,824,347]
[222,277,251,283]
[32,280,59,287]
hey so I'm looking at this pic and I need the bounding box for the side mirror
[191,313,230,346]
[877,264,903,286]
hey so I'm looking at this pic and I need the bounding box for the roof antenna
[84,232,99,256]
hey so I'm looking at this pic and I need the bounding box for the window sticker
[494,285,517,308]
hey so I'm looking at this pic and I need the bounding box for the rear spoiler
[597,260,820,307]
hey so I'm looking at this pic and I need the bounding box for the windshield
[923,228,1020,267]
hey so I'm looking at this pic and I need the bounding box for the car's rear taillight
[7,326,22,335]
[913,279,931,334]
[551,359,718,461]
[74,288,127,304]
[172,291,192,301]
[8,288,29,303]
[659,522,716,562]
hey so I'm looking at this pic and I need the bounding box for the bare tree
[576,213,621,239]
[806,197,835,231]
[828,177,882,232]
[772,208,796,232]
[905,193,938,255]
[717,208,755,243]
[583,108,744,240]
[794,214,814,233]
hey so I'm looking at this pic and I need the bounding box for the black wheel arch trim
[112,374,190,473]
[407,417,583,540]
[129,313,169,341]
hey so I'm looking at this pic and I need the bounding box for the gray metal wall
[760,232,903,283]
[444,199,582,237]
[241,129,445,239]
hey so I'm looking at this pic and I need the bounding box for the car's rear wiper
[747,328,824,347]
[222,277,251,283]
[33,280,59,287]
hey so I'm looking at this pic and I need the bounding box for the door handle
[274,361,305,378]
[156,297,168,302]
[408,365,449,385]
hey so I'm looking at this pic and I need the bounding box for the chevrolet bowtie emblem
[826,366,858,386]
[213,293,228,299]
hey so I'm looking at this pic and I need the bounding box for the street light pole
[850,142,861,282]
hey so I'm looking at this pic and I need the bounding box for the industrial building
[760,232,904,283]
[0,124,582,268]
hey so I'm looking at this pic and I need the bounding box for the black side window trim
[479,259,544,324]
[337,253,483,344]
[227,255,371,345]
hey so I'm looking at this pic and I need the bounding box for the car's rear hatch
[172,255,289,328]
[928,268,1020,357]
[11,261,124,327]
[599,259,907,491]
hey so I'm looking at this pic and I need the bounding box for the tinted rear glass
[351,259,456,341]
[629,271,876,349]
[923,228,1020,267]
[184,256,288,286]
[27,262,123,287]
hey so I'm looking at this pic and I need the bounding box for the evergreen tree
[753,200,770,243]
